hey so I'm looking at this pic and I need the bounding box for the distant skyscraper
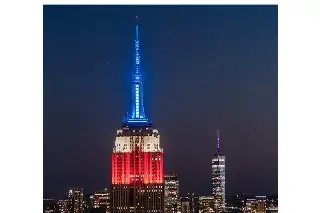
[236,194,246,213]
[180,193,199,213]
[165,173,180,213]
[236,195,268,213]
[181,197,190,213]
[91,188,111,212]
[255,196,266,213]
[187,193,199,213]
[199,196,214,213]
[89,195,94,211]
[57,199,69,213]
[110,17,164,213]
[212,130,226,212]
[67,188,86,213]
[266,196,278,211]
[43,198,57,213]
[245,198,257,213]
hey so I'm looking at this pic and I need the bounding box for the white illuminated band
[127,120,148,123]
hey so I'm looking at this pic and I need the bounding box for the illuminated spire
[134,15,141,74]
[217,129,220,155]
[124,16,150,126]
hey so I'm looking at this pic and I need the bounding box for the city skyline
[44,5,278,198]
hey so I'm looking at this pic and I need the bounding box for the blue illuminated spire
[124,16,150,126]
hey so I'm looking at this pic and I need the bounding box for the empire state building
[111,17,165,213]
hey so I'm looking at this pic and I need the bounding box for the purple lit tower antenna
[217,129,220,155]
[212,128,225,212]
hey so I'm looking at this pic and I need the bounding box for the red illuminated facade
[111,127,164,213]
[112,151,164,185]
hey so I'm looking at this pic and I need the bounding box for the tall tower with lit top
[212,130,226,213]
[111,17,164,213]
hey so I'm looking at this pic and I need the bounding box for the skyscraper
[57,199,69,213]
[91,188,111,212]
[67,188,86,213]
[255,196,266,213]
[199,196,214,213]
[236,194,246,212]
[211,130,226,212]
[164,173,180,213]
[187,193,199,213]
[180,193,199,213]
[111,17,164,213]
[180,197,190,213]
[245,198,257,213]
[43,198,57,213]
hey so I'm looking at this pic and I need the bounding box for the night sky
[44,5,278,198]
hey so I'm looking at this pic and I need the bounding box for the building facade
[43,198,57,213]
[245,199,257,213]
[165,173,180,213]
[90,188,111,212]
[188,193,199,213]
[180,193,199,213]
[66,188,86,213]
[255,196,266,213]
[57,199,69,213]
[236,194,246,213]
[110,17,164,213]
[237,195,268,213]
[266,196,278,212]
[199,196,214,213]
[181,197,190,213]
[212,130,226,212]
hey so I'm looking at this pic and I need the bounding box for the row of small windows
[116,144,157,147]
[112,186,163,189]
